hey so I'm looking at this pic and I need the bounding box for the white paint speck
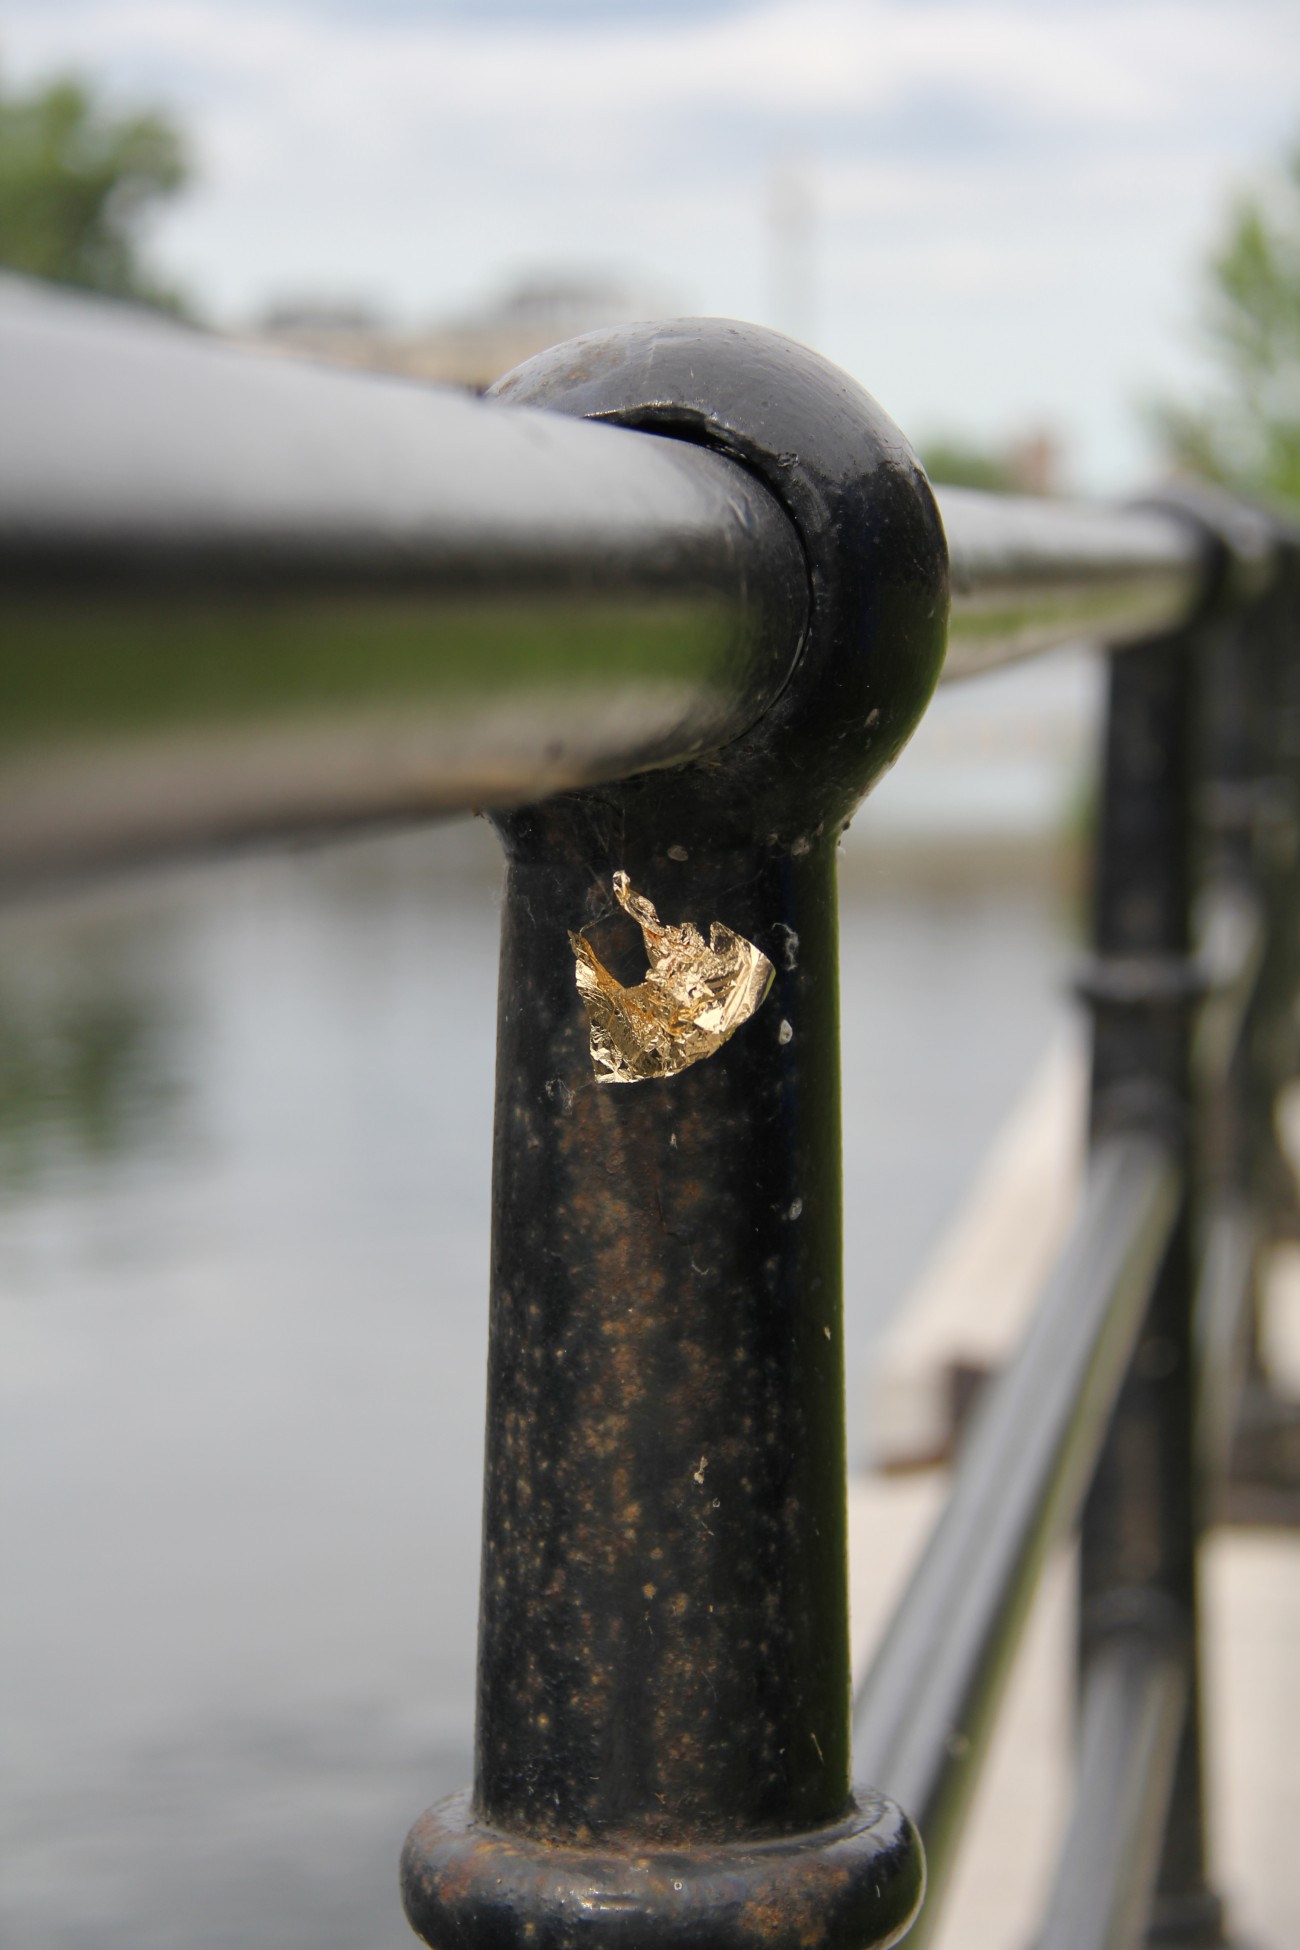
[773,923,799,970]
[788,1197,803,1221]
[778,1019,793,1045]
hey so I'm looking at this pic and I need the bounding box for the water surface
[1,817,1070,1949]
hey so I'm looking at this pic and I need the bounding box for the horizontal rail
[851,1134,1181,1941]
[1036,1633,1189,1950]
[0,279,1223,885]
[940,486,1204,680]
[0,278,807,882]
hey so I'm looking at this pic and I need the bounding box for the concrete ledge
[863,1032,1085,1472]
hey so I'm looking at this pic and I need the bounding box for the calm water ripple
[0,819,1068,1949]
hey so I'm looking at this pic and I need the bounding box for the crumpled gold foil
[570,871,774,1084]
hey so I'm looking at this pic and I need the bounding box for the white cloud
[4,0,1297,486]
[10,0,1297,133]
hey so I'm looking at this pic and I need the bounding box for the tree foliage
[918,438,1020,493]
[1157,136,1300,508]
[0,70,189,309]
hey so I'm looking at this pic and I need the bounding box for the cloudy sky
[7,0,1298,488]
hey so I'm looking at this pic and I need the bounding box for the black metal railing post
[1044,489,1295,1950]
[1066,502,1240,1949]
[1249,528,1300,1246]
[1195,506,1289,1519]
[1191,649,1262,1515]
[1225,526,1300,1521]
[400,320,949,1950]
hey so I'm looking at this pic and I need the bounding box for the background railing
[2,277,1296,1950]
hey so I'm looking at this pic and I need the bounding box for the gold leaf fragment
[569,871,775,1084]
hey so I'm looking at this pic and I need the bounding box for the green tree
[0,70,190,309]
[1157,136,1300,509]
[918,437,1020,493]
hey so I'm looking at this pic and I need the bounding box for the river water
[0,789,1077,1947]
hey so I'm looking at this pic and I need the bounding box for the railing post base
[402,1790,923,1950]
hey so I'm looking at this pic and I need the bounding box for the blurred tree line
[1154,136,1300,511]
[920,430,1059,496]
[0,67,189,311]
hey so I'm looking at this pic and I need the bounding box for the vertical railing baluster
[1070,493,1292,1946]
[1197,534,1278,1516]
[1227,530,1300,1521]
[1076,612,1211,1947]
[1250,530,1300,1246]
[399,320,950,1950]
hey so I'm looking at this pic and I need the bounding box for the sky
[6,0,1299,489]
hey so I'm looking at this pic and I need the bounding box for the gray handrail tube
[0,278,1215,885]
[0,279,807,882]
[939,485,1203,679]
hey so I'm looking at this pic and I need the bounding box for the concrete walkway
[847,1045,1300,1949]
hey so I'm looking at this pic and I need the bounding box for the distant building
[243,276,676,391]
[921,426,1065,497]
[1006,429,1061,497]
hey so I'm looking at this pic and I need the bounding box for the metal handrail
[0,278,809,881]
[0,277,1215,886]
[939,486,1202,678]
